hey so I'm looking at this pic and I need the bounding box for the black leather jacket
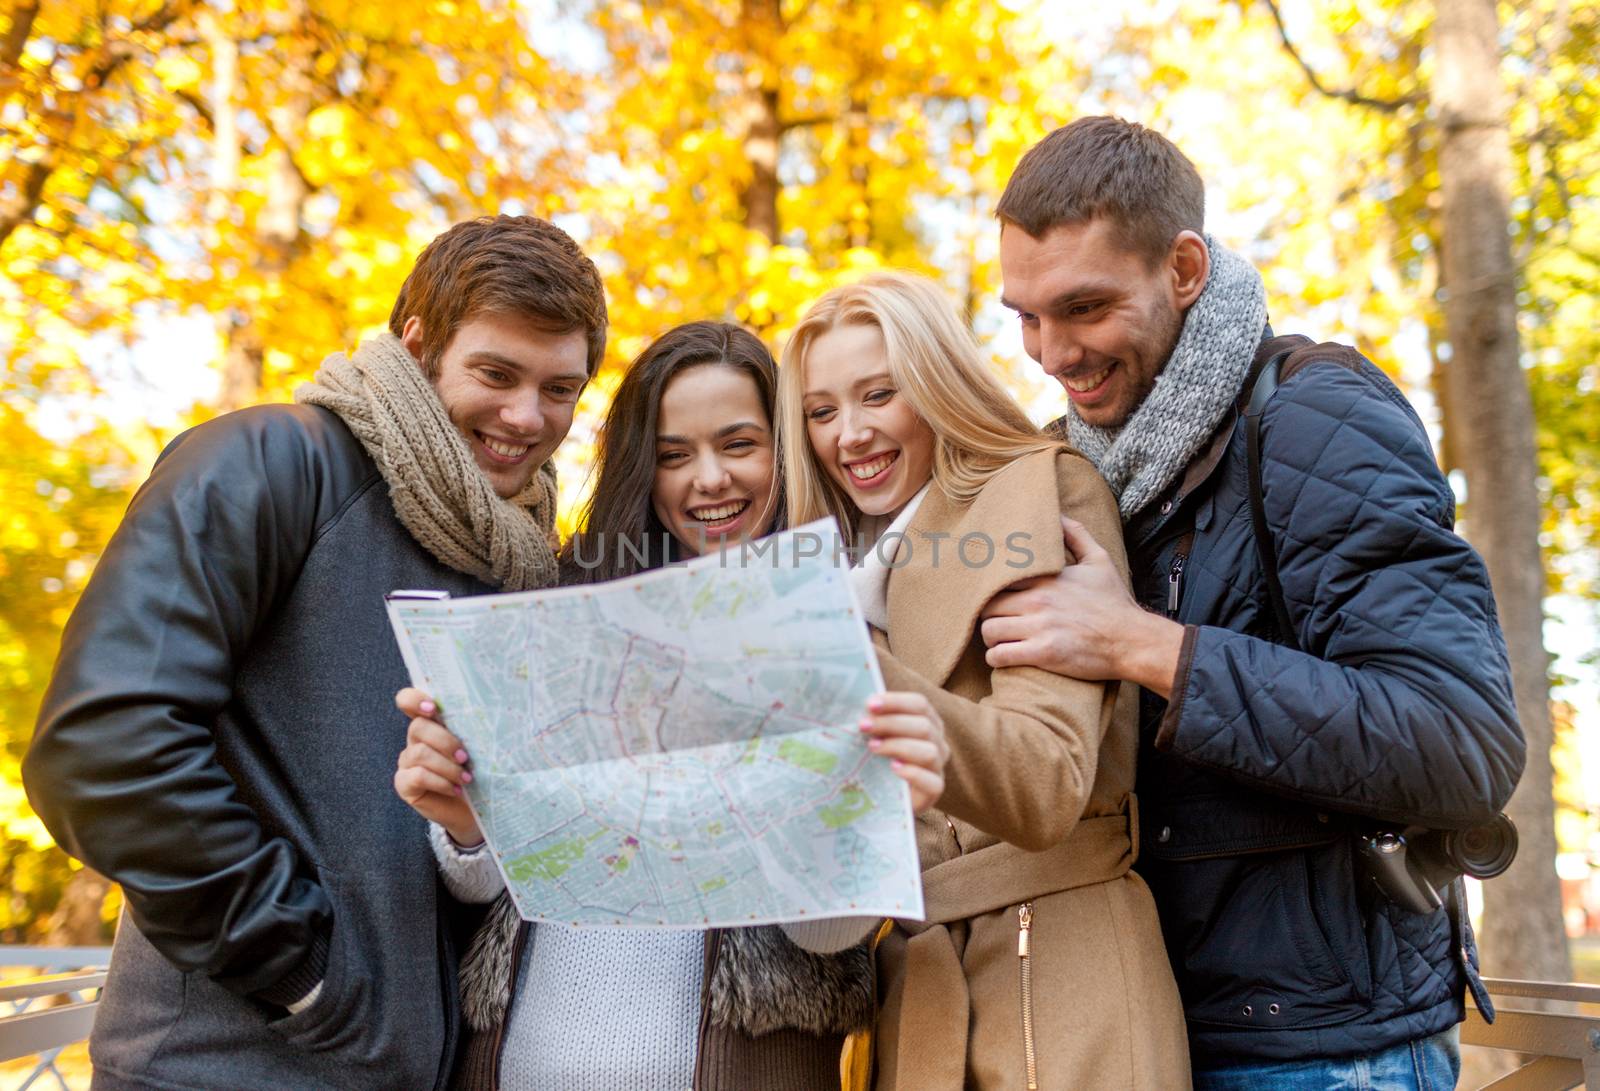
[26,405,493,1090]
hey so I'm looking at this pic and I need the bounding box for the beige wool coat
[868,448,1190,1091]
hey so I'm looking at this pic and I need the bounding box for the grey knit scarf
[295,331,560,591]
[1067,236,1268,519]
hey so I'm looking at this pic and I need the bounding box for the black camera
[1357,815,1519,914]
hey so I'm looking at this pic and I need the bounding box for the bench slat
[0,1000,97,1063]
[0,971,107,1003]
[0,947,111,970]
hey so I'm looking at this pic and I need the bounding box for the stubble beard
[1118,295,1186,427]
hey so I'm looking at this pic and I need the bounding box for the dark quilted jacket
[1078,332,1525,1065]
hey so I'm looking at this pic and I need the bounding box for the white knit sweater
[431,824,702,1090]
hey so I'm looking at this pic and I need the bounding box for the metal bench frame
[0,948,111,1091]
[1465,979,1600,1090]
[3,955,1600,1089]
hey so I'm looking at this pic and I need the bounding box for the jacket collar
[884,452,1066,686]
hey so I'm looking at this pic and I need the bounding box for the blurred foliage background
[0,0,1594,1008]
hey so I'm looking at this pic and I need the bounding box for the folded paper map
[386,520,924,928]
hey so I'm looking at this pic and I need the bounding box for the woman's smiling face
[651,364,778,555]
[800,322,935,518]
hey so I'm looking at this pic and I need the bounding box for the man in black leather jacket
[981,118,1524,1088]
[23,215,607,1091]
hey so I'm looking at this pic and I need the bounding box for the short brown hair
[388,214,608,378]
[996,117,1204,265]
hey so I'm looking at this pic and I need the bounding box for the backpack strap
[1244,348,1301,651]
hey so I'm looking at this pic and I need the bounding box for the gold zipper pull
[1018,903,1033,957]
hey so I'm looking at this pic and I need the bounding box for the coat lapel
[884,452,1067,687]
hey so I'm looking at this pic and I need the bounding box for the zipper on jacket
[1018,903,1038,1091]
[1166,531,1195,619]
[946,816,963,854]
[491,920,532,1090]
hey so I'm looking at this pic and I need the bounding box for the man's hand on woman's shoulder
[979,516,1185,698]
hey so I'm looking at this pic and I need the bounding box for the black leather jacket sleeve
[23,407,351,1003]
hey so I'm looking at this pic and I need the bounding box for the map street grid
[387,521,925,928]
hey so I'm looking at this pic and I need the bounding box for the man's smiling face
[405,312,589,498]
[1000,217,1203,430]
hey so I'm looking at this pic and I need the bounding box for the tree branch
[2,0,41,70]
[1259,0,1421,113]
[779,111,837,133]
[0,157,53,246]
[0,0,193,250]
[84,0,192,90]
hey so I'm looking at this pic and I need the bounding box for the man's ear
[1170,231,1209,309]
[400,316,425,361]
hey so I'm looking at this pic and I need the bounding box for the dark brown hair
[996,116,1205,265]
[561,321,782,584]
[388,214,608,378]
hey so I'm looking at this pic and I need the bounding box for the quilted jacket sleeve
[23,409,340,1004]
[1159,362,1525,828]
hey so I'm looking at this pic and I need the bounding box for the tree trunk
[201,13,263,412]
[846,93,871,249]
[1,0,40,70]
[209,4,310,410]
[43,867,112,946]
[736,0,781,244]
[1433,0,1568,1001]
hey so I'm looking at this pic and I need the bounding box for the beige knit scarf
[294,332,560,591]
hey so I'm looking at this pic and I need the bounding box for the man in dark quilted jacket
[981,116,1524,1089]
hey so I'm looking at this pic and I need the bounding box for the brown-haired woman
[394,320,948,1090]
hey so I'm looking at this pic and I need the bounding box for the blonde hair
[779,271,1061,536]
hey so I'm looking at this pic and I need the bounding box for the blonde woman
[779,272,1189,1090]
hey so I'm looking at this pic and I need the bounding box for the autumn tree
[0,405,140,942]
[573,0,1061,343]
[1249,0,1589,994]
[0,0,588,937]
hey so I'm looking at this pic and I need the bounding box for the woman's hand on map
[861,691,948,814]
[394,687,484,848]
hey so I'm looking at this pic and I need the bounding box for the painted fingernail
[461,771,473,784]
[858,720,873,732]
[454,749,468,763]
[454,785,463,796]
[868,739,882,750]
[891,759,905,770]
[421,701,436,715]
[867,697,884,712]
